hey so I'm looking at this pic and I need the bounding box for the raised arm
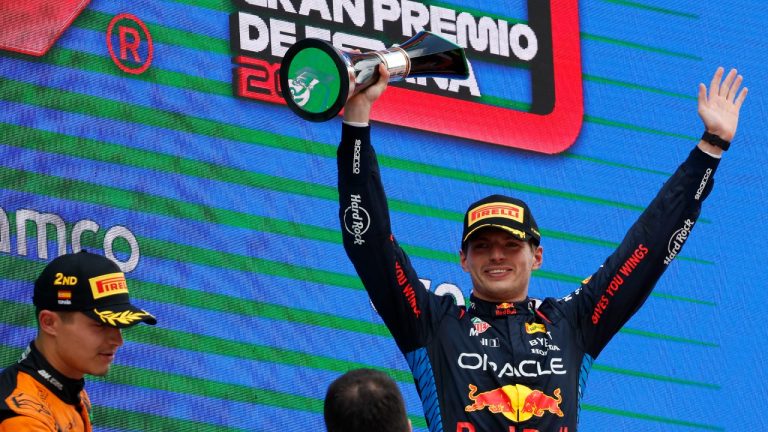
[337,63,455,353]
[560,67,748,357]
[697,67,748,155]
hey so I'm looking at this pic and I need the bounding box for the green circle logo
[286,47,341,113]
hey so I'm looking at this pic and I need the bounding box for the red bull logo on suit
[465,383,564,422]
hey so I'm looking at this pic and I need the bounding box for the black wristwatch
[701,131,730,151]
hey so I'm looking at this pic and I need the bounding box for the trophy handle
[397,31,469,78]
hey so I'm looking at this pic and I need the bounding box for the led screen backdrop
[1,0,765,431]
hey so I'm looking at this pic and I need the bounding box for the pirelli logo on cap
[468,202,524,227]
[90,273,128,299]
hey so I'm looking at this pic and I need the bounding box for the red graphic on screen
[372,0,583,154]
[234,0,583,154]
[0,1,91,57]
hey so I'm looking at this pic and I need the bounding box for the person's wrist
[701,130,731,151]
[342,98,372,124]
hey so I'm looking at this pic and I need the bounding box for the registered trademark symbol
[106,13,153,75]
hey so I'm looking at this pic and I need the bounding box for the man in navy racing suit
[337,65,747,431]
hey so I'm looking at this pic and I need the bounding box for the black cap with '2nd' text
[33,251,157,328]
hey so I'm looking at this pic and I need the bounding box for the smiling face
[37,310,124,379]
[460,227,543,303]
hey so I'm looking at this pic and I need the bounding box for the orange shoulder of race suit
[0,343,92,432]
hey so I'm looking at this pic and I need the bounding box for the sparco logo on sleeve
[344,194,370,245]
[695,168,712,200]
[352,139,362,174]
[230,0,583,154]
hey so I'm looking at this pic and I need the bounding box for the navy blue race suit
[337,123,719,432]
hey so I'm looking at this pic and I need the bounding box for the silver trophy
[280,31,470,122]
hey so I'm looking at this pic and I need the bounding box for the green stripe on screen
[592,364,719,390]
[0,328,718,431]
[583,74,696,100]
[23,46,232,96]
[0,165,341,249]
[98,364,430,429]
[166,0,230,10]
[93,406,251,432]
[0,304,413,381]
[6,144,465,265]
[78,9,231,55]
[0,342,255,431]
[0,252,715,351]
[619,327,718,347]
[581,34,701,60]
[0,71,712,227]
[556,156,718,236]
[0,123,340,199]
[0,191,713,306]
[3,123,624,251]
[0,199,360,290]
[0,77,651,213]
[378,156,647,212]
[1,42,707,216]
[0,302,44,329]
[582,404,723,430]
[585,115,696,141]
[651,292,715,306]
[477,95,531,111]
[104,364,323,412]
[0,121,714,263]
[0,49,709,223]
[0,314,721,429]
[140,237,363,289]
[564,152,672,177]
[600,0,699,19]
[130,279,388,335]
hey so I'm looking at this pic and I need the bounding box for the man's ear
[532,245,543,270]
[459,249,468,272]
[38,310,59,335]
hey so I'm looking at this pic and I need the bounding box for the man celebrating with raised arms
[337,64,746,431]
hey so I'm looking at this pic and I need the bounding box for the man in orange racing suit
[0,251,156,431]
[337,65,747,431]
